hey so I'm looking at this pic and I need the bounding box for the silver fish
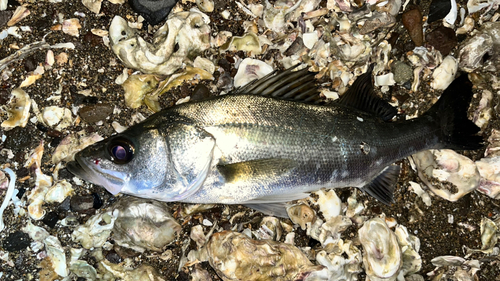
[67,66,482,215]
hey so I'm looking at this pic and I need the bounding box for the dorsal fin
[231,65,322,103]
[337,67,397,121]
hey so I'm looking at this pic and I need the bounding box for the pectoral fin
[362,165,400,205]
[217,158,298,183]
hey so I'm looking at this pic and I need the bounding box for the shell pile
[0,0,499,280]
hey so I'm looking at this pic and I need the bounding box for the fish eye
[107,137,134,164]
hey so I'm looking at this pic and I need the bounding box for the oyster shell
[111,197,181,252]
[458,22,500,72]
[122,74,159,109]
[314,189,342,221]
[476,156,500,199]
[394,225,422,277]
[287,203,317,230]
[430,55,458,90]
[358,217,402,281]
[109,11,211,75]
[71,211,116,249]
[234,58,273,88]
[1,88,31,130]
[411,149,480,201]
[207,231,325,281]
[316,239,362,281]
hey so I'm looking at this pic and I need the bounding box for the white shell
[109,11,211,75]
[412,149,480,201]
[62,18,81,37]
[191,225,207,248]
[44,180,74,203]
[286,203,317,230]
[1,88,31,130]
[196,0,214,12]
[314,189,341,220]
[52,132,103,164]
[444,0,458,25]
[476,156,500,199]
[358,217,402,280]
[473,89,493,129]
[42,106,65,127]
[316,240,363,281]
[234,58,273,88]
[394,225,422,277]
[71,211,116,249]
[431,56,458,90]
[374,73,396,86]
[82,0,102,14]
[480,217,498,252]
[253,216,282,241]
[111,197,181,252]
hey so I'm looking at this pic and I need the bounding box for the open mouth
[66,156,125,195]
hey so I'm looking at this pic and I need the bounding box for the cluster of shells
[1,0,500,280]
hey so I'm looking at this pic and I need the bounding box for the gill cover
[161,123,215,201]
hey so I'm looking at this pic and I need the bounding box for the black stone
[16,187,26,199]
[2,231,31,252]
[15,168,29,179]
[128,0,179,25]
[42,211,59,228]
[106,250,123,264]
[427,0,452,24]
[92,193,103,209]
[70,195,95,213]
[191,84,210,101]
[24,56,37,72]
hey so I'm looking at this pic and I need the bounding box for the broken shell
[430,55,458,90]
[458,22,500,72]
[71,211,116,249]
[318,216,352,247]
[253,216,282,241]
[191,225,207,249]
[100,260,166,281]
[207,231,325,281]
[286,203,316,230]
[7,5,30,26]
[394,225,422,277]
[62,18,82,37]
[0,168,15,232]
[314,189,341,221]
[473,89,493,129]
[358,217,402,280]
[82,0,102,14]
[412,149,480,201]
[316,240,363,281]
[42,106,65,127]
[234,58,273,88]
[52,131,103,164]
[224,32,261,54]
[1,88,31,130]
[196,0,214,13]
[122,74,159,109]
[480,217,498,252]
[44,180,74,203]
[476,156,500,199]
[111,197,181,252]
[109,11,211,75]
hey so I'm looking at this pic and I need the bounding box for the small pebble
[392,61,413,84]
[106,250,123,264]
[128,0,179,25]
[402,8,423,47]
[70,195,95,213]
[92,192,103,209]
[79,104,113,123]
[191,84,210,101]
[42,211,59,228]
[2,231,31,252]
[426,26,457,56]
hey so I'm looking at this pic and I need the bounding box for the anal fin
[244,203,290,218]
[362,165,400,205]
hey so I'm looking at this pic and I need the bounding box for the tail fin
[423,74,483,150]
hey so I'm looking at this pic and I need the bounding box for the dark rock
[191,84,210,101]
[58,197,72,212]
[426,26,457,56]
[15,167,29,179]
[24,56,37,72]
[70,195,95,213]
[16,187,26,199]
[0,10,13,29]
[2,231,31,252]
[427,0,452,24]
[70,88,99,105]
[92,193,103,209]
[83,31,102,47]
[42,211,59,228]
[3,126,35,150]
[284,37,305,56]
[36,124,48,133]
[402,8,423,47]
[79,104,113,123]
[47,128,62,138]
[106,250,123,264]
[128,0,179,25]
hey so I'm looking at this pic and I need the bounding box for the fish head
[67,123,216,202]
[67,129,171,198]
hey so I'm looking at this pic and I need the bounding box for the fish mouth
[66,156,125,195]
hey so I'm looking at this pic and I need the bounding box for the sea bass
[67,66,483,215]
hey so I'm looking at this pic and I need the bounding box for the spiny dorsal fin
[338,67,397,121]
[232,65,321,103]
[362,164,400,205]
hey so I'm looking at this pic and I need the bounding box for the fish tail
[423,74,484,150]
